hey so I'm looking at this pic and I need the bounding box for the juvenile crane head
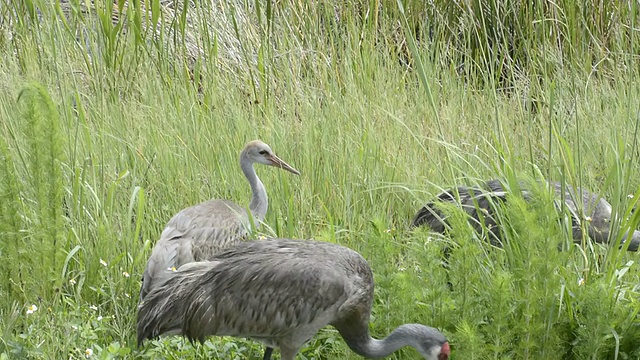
[241,140,300,175]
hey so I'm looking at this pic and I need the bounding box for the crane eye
[258,150,268,155]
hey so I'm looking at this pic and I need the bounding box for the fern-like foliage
[0,134,25,305]
[17,82,67,299]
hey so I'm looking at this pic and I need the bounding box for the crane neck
[341,324,444,359]
[240,156,268,222]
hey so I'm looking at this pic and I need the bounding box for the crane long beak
[268,154,300,175]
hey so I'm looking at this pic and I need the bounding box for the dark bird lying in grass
[411,179,640,251]
[137,238,451,360]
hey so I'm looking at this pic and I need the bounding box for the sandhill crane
[412,179,640,251]
[139,140,298,360]
[139,140,299,300]
[137,238,451,360]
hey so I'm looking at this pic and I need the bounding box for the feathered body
[137,238,450,360]
[412,179,640,251]
[139,200,255,299]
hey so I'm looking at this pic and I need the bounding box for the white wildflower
[167,266,177,272]
[89,305,98,311]
[628,194,634,199]
[26,304,38,315]
[122,271,130,278]
[258,235,267,240]
[584,216,592,222]
[69,279,77,285]
[85,348,93,358]
[99,259,107,267]
[578,278,585,286]
[97,315,103,321]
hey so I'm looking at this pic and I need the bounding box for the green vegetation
[1,0,639,358]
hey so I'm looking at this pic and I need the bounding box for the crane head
[242,140,300,175]
[424,339,450,360]
[407,324,450,360]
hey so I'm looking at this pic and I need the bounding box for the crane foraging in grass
[137,238,451,360]
[411,178,640,251]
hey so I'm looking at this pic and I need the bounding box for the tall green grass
[0,0,639,358]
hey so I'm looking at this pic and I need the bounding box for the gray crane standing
[139,140,299,358]
[412,178,640,251]
[137,238,451,360]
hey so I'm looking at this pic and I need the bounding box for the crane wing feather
[137,239,372,348]
[182,247,348,342]
[139,200,255,300]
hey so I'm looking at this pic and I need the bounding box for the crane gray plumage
[139,140,300,301]
[412,179,640,251]
[137,238,451,360]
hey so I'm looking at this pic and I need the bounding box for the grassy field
[1,0,640,359]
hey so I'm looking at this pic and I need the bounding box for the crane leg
[262,346,273,360]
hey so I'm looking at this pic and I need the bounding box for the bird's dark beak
[268,154,300,175]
